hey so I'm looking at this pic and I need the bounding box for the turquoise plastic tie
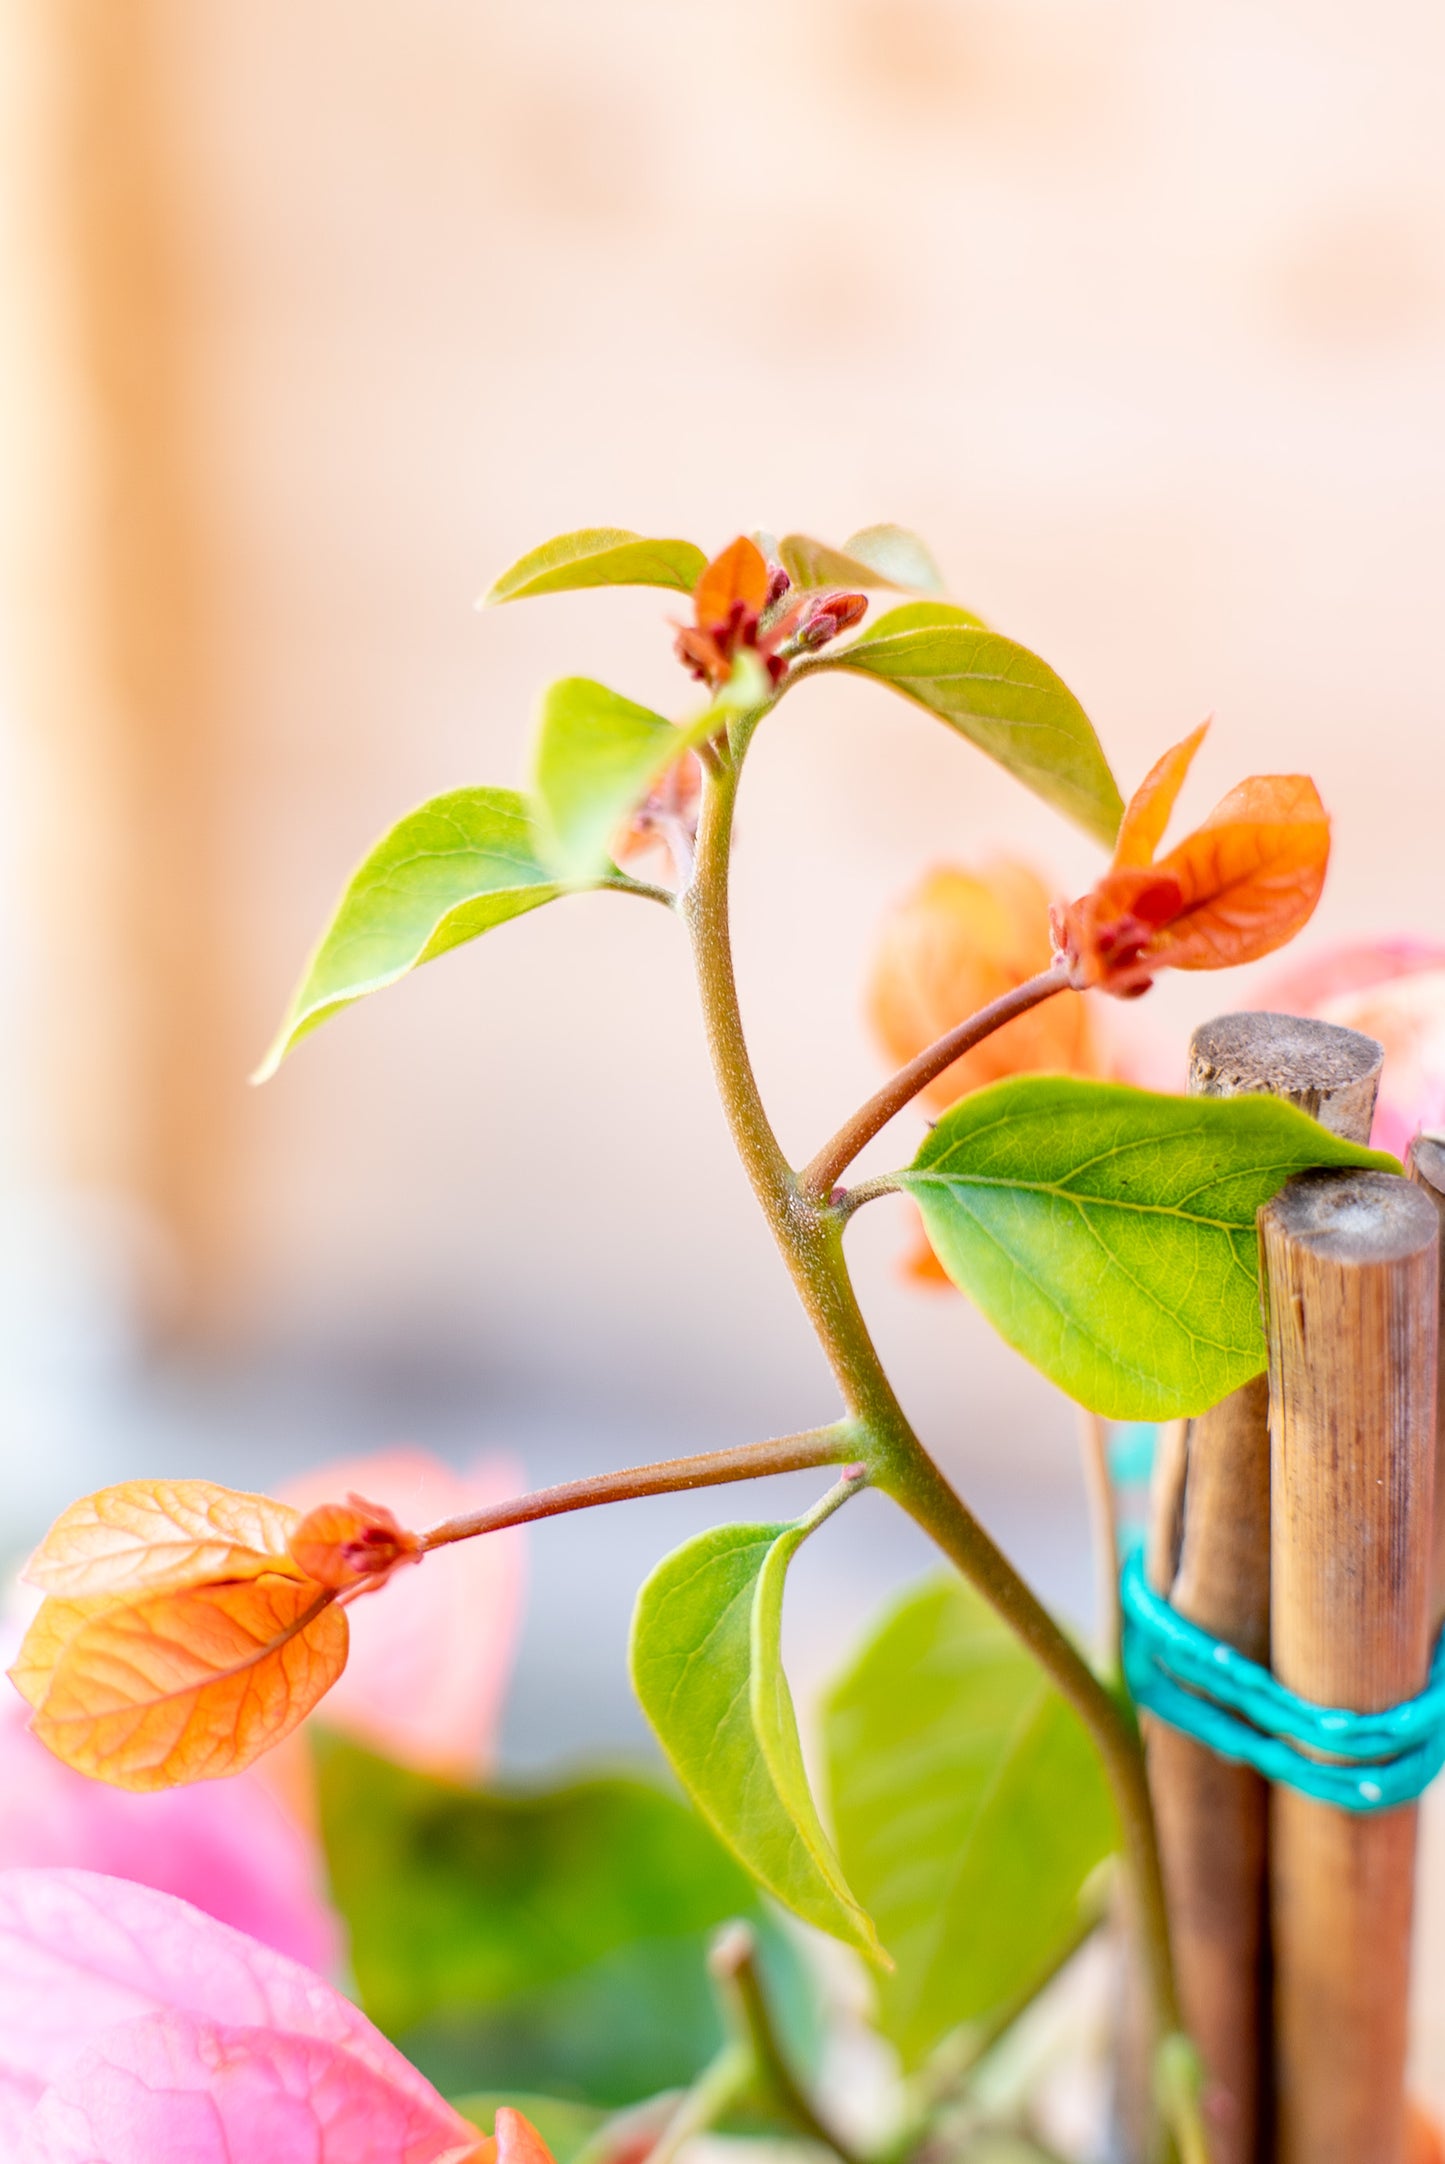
[1114,1426,1445,1812]
[1120,1550,1445,1812]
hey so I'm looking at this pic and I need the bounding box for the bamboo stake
[1144,1013,1383,2164]
[1262,1170,1439,2164]
[1406,1133,1445,1630]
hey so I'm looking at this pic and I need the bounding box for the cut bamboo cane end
[1189,1010,1384,1139]
[1410,1132,1445,1202]
[1261,1167,1439,1274]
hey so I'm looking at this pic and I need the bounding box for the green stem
[710,1920,861,2164]
[642,2041,753,2164]
[680,731,1182,2068]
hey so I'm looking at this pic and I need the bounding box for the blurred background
[0,0,1443,2078]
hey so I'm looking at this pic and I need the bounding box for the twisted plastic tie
[1120,1548,1445,1813]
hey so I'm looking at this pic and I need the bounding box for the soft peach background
[0,0,1444,2103]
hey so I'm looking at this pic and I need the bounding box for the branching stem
[798,963,1069,1200]
[420,1424,858,1552]
[679,715,1183,2088]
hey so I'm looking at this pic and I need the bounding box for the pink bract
[0,1868,480,2162]
[281,1448,526,1778]
[0,1694,337,1973]
[1261,940,1445,1159]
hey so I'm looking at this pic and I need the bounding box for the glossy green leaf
[256,787,577,1079]
[825,1574,1115,2068]
[817,602,1123,844]
[484,528,706,605]
[314,1734,815,2108]
[898,1076,1397,1420]
[629,1518,884,1964]
[779,525,945,594]
[532,661,763,880]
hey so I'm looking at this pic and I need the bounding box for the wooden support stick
[1406,1133,1445,1630]
[1145,1013,1383,2164]
[1263,1170,1439,2164]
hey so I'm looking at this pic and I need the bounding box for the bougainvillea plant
[7,524,1394,2163]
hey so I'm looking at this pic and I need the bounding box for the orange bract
[288,1493,424,1591]
[1057,724,1329,997]
[693,534,769,632]
[474,2110,559,2164]
[870,860,1106,1291]
[676,535,866,691]
[7,1475,395,1791]
[1408,2101,1445,2164]
[869,862,1102,1114]
[17,1572,348,1791]
[23,1479,303,1600]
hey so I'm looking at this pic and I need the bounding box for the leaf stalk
[419,1425,861,1553]
[798,963,1070,1201]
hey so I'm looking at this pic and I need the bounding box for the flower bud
[765,563,791,609]
[287,1494,423,1591]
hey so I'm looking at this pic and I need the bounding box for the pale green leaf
[825,1575,1116,2067]
[483,528,706,605]
[844,524,946,592]
[629,1519,884,1964]
[778,525,945,595]
[256,788,573,1079]
[898,1076,1396,1419]
[818,602,1123,844]
[532,661,763,881]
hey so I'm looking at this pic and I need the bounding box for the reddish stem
[419,1426,857,1552]
[798,963,1069,1200]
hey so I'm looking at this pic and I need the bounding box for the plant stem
[680,735,1182,2075]
[419,1424,859,1552]
[797,963,1069,1200]
[598,872,678,909]
[1078,1406,1122,1672]
[643,2041,754,2164]
[710,1921,862,2164]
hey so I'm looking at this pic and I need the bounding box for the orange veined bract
[1055,721,1330,999]
[6,1478,427,1793]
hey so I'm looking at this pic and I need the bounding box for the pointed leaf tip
[822,604,1123,845]
[483,529,707,605]
[256,788,567,1078]
[629,1517,885,1964]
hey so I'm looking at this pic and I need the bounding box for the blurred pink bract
[0,1868,481,2161]
[0,1696,337,1973]
[1262,940,1445,1158]
[282,1448,526,1777]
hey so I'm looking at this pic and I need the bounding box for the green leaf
[532,679,686,881]
[898,1076,1397,1420]
[779,525,945,594]
[824,1574,1116,2069]
[629,1516,884,1965]
[314,1734,815,2108]
[484,528,707,605]
[817,602,1123,844]
[256,787,577,1079]
[532,662,763,881]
